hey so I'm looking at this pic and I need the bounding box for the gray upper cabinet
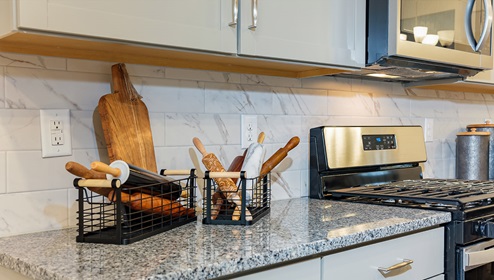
[3,0,365,70]
[238,0,366,67]
[15,0,238,54]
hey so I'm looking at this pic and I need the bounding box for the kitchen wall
[0,51,491,237]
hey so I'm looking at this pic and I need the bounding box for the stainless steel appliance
[310,125,494,280]
[336,0,493,84]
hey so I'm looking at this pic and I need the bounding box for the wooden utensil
[193,137,252,221]
[91,160,183,200]
[73,178,121,189]
[98,63,157,173]
[260,136,300,176]
[65,161,113,197]
[107,190,195,218]
[227,149,247,175]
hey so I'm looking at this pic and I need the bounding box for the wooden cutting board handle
[111,63,142,101]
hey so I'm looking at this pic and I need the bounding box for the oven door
[460,239,494,279]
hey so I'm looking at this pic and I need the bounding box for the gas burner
[331,179,494,212]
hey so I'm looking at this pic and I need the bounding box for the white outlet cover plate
[241,115,258,149]
[40,109,72,158]
[424,118,434,142]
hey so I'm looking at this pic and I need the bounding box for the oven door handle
[464,246,494,269]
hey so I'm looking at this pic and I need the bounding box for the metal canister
[456,128,490,180]
[467,121,494,180]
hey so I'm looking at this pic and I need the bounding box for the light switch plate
[40,109,72,158]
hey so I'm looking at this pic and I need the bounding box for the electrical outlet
[51,132,64,146]
[424,118,434,142]
[40,109,72,158]
[241,115,258,148]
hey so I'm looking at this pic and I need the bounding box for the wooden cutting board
[98,63,157,173]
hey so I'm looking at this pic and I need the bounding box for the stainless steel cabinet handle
[229,0,238,27]
[377,259,413,276]
[465,0,493,52]
[248,0,258,31]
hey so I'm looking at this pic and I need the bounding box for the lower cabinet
[0,266,32,280]
[234,227,444,280]
[233,258,321,280]
[322,227,444,280]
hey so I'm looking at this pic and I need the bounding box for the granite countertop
[0,198,451,280]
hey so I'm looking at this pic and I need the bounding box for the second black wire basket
[202,171,271,225]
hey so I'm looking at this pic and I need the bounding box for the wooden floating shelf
[0,31,349,79]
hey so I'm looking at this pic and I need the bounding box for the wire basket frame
[202,171,271,225]
[75,169,197,245]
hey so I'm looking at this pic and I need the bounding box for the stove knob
[475,220,494,238]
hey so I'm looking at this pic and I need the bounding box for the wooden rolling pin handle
[285,136,300,150]
[258,132,265,144]
[206,171,245,179]
[65,161,107,179]
[73,178,121,188]
[90,161,121,177]
[193,137,208,157]
[160,169,195,176]
[260,136,300,175]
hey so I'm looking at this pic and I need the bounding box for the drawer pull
[377,259,413,277]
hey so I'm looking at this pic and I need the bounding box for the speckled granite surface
[0,198,451,280]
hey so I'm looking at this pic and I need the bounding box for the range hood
[333,0,493,85]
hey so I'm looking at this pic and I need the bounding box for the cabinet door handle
[377,259,413,276]
[229,0,238,27]
[248,0,258,31]
[465,0,493,52]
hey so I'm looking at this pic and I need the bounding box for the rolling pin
[221,132,266,219]
[107,190,195,218]
[65,161,113,197]
[237,132,266,204]
[91,160,183,200]
[193,137,252,221]
[260,136,300,176]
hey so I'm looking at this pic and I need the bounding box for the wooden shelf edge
[0,32,350,79]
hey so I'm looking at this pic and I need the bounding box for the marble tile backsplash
[0,51,491,237]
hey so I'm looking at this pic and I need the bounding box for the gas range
[309,126,494,280]
[330,179,494,216]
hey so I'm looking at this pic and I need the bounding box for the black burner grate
[330,179,494,211]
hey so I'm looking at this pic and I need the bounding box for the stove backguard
[309,126,427,199]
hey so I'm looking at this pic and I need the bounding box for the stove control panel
[362,134,396,150]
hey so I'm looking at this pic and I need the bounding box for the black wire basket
[75,169,197,245]
[202,171,271,225]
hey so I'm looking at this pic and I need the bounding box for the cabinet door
[17,0,237,54]
[238,0,365,67]
[322,227,444,280]
[233,258,321,280]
